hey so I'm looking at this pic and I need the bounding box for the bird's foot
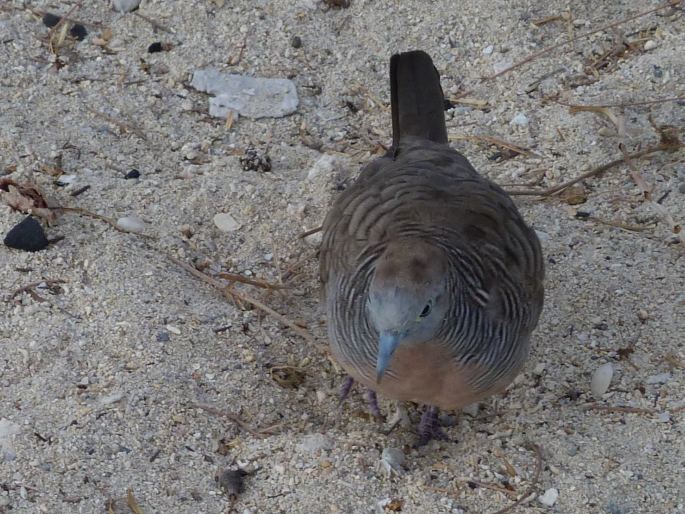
[366,389,384,421]
[338,376,355,405]
[415,405,449,447]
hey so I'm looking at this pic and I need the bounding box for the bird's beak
[376,331,401,384]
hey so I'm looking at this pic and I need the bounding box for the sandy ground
[1,1,684,513]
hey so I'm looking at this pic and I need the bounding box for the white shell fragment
[538,488,559,506]
[213,213,241,232]
[191,69,299,119]
[590,362,614,397]
[116,215,146,234]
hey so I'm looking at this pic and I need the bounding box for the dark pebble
[4,217,49,252]
[125,169,141,179]
[148,42,163,53]
[290,36,302,48]
[156,331,171,342]
[216,469,248,496]
[69,24,88,41]
[42,13,61,28]
[652,65,663,78]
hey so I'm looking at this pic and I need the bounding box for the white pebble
[646,372,671,385]
[116,216,146,234]
[538,488,559,506]
[656,411,671,423]
[213,213,241,232]
[482,45,494,56]
[510,112,529,126]
[591,362,613,397]
[299,433,333,452]
[112,0,141,13]
[380,447,405,476]
[165,325,181,335]
[462,402,479,417]
[643,40,657,51]
[303,230,323,248]
[56,174,77,186]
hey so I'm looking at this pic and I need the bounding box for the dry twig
[193,403,281,438]
[485,0,680,79]
[488,443,543,514]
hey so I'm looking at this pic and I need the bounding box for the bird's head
[367,240,449,383]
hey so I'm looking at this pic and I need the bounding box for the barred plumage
[319,50,544,443]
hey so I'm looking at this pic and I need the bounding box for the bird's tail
[390,50,448,148]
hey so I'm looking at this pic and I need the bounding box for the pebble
[510,112,529,126]
[462,402,479,417]
[156,331,171,342]
[678,182,685,194]
[299,433,334,452]
[190,69,299,119]
[645,372,671,385]
[124,169,140,179]
[482,45,494,55]
[112,0,141,13]
[55,174,77,186]
[290,35,302,48]
[538,488,559,506]
[165,324,181,335]
[643,40,657,51]
[380,447,405,476]
[656,411,671,423]
[4,216,49,252]
[590,362,614,396]
[116,216,146,234]
[213,213,241,232]
[0,419,20,439]
[217,468,247,496]
[303,230,322,248]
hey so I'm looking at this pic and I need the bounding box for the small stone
[124,169,140,179]
[380,447,405,476]
[510,112,529,126]
[112,0,141,13]
[116,216,146,234]
[652,65,663,78]
[148,42,164,53]
[42,13,61,28]
[56,174,77,186]
[165,325,181,335]
[645,372,671,385]
[190,69,299,119]
[156,331,171,342]
[290,36,302,48]
[299,433,334,452]
[303,230,322,248]
[656,411,671,423]
[98,392,124,406]
[4,217,49,252]
[591,362,613,397]
[462,402,479,417]
[216,468,247,496]
[69,24,87,41]
[213,213,241,232]
[482,45,494,55]
[678,182,685,194]
[643,40,657,51]
[538,488,559,506]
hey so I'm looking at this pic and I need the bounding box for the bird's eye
[419,303,432,318]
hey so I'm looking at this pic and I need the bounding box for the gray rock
[112,0,141,13]
[299,433,334,452]
[590,362,614,397]
[646,373,671,385]
[191,69,299,119]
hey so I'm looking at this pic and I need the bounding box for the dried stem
[484,0,680,80]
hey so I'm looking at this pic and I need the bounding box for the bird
[319,50,544,445]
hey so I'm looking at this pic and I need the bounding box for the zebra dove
[319,50,544,444]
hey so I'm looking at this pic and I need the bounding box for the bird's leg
[365,389,384,420]
[338,376,355,405]
[415,405,449,446]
